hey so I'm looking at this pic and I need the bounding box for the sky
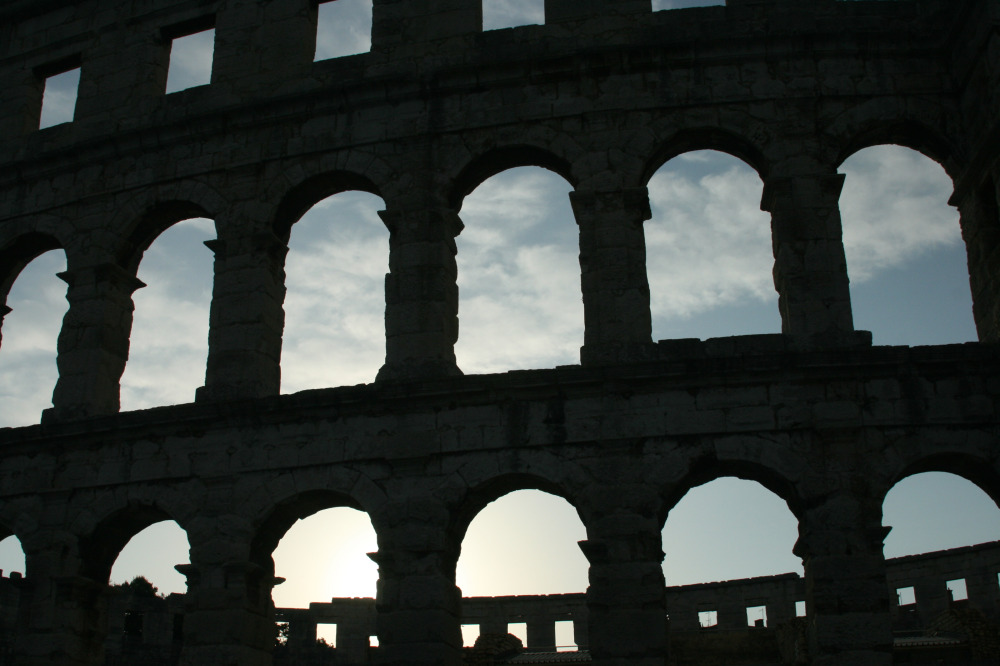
[2,0,998,648]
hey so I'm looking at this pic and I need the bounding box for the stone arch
[0,231,64,301]
[641,126,771,187]
[662,450,804,524]
[451,471,587,546]
[271,170,384,243]
[249,486,380,573]
[77,500,189,584]
[448,144,577,210]
[827,98,964,181]
[883,451,1000,513]
[112,200,215,275]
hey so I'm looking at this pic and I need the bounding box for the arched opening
[281,190,388,392]
[646,150,778,341]
[263,503,378,660]
[120,217,214,411]
[80,511,190,665]
[457,488,588,652]
[0,533,25,653]
[483,0,544,31]
[455,166,581,373]
[662,477,802,641]
[839,145,976,345]
[882,471,1000,655]
[0,248,67,426]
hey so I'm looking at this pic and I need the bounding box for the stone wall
[0,1,997,665]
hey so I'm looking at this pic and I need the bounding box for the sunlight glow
[272,507,378,608]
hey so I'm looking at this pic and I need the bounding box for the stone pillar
[176,559,276,666]
[376,205,462,381]
[213,0,315,98]
[912,577,949,626]
[526,617,555,651]
[572,614,589,650]
[545,0,651,23]
[373,509,463,666]
[338,616,373,664]
[371,0,481,50]
[12,541,106,666]
[73,23,169,131]
[795,493,892,666]
[45,263,144,421]
[581,525,667,665]
[0,63,45,143]
[196,232,286,402]
[955,171,999,341]
[762,173,857,347]
[571,187,654,366]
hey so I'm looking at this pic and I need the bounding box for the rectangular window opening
[316,622,337,648]
[698,610,718,629]
[483,0,544,31]
[897,586,916,607]
[38,65,81,129]
[508,622,528,644]
[947,578,969,602]
[315,0,372,61]
[165,24,216,94]
[554,620,575,652]
[746,605,767,628]
[795,600,807,617]
[369,635,379,647]
[461,624,480,648]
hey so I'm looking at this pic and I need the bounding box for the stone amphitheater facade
[0,0,998,665]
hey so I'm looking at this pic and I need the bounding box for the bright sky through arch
[0,0,995,614]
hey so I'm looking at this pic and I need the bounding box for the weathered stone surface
[0,0,998,665]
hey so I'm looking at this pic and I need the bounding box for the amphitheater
[0,0,999,664]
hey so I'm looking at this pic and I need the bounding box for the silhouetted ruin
[0,0,999,665]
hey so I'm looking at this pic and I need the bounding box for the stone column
[12,539,106,666]
[580,526,667,665]
[545,0,651,23]
[571,187,654,366]
[795,493,892,666]
[45,263,144,421]
[213,0,315,99]
[372,512,463,666]
[955,171,999,341]
[196,232,286,402]
[376,205,462,381]
[762,173,857,347]
[371,0,481,50]
[572,614,589,650]
[176,559,277,666]
[526,617,555,651]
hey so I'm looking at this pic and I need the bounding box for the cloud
[281,191,389,392]
[646,153,774,322]
[316,0,372,61]
[0,250,66,427]
[483,0,545,31]
[121,219,214,410]
[38,68,80,129]
[838,145,960,283]
[455,167,583,373]
[165,29,215,94]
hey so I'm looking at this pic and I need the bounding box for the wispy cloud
[315,0,372,61]
[281,192,388,392]
[0,251,66,426]
[839,146,960,283]
[456,167,582,373]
